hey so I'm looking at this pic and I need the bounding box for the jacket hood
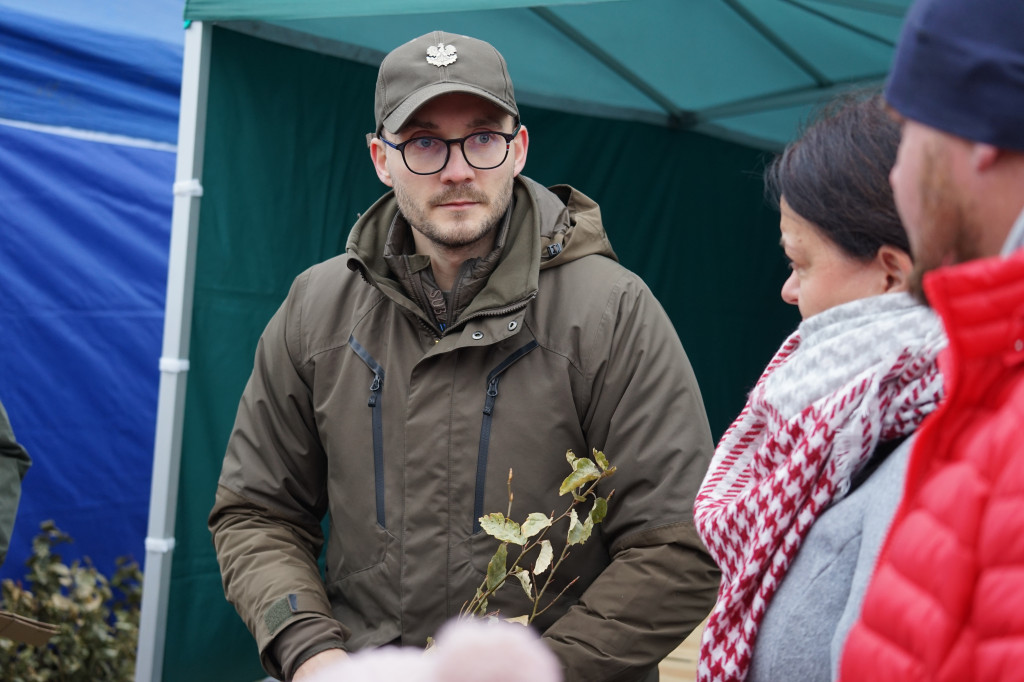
[346,176,616,276]
[530,180,617,270]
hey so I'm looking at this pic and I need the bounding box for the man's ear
[971,142,1000,173]
[877,244,913,293]
[369,136,394,187]
[512,124,529,177]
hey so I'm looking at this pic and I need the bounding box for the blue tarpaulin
[0,4,182,143]
[0,2,182,580]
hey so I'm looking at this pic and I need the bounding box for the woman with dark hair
[692,91,946,682]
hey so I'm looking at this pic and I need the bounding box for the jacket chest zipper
[349,335,387,528]
[367,372,385,528]
[473,340,540,533]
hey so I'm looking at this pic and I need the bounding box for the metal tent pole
[135,20,211,682]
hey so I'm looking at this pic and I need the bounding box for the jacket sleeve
[541,271,720,681]
[208,272,347,680]
[0,399,31,568]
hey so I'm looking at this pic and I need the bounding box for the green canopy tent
[138,2,911,680]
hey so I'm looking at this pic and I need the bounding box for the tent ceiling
[184,0,910,150]
[182,0,905,148]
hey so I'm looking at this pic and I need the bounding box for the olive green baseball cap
[375,31,519,135]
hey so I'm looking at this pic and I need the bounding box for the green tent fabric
[144,2,911,678]
[184,0,616,18]
[182,0,910,149]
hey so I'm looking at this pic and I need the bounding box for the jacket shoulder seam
[291,258,388,368]
[302,295,390,368]
[524,320,586,378]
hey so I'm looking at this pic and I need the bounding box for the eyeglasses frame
[379,123,523,176]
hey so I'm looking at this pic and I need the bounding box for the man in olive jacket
[209,31,719,682]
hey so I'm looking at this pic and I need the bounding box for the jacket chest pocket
[348,335,386,529]
[473,340,539,533]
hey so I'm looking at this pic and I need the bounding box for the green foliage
[0,521,143,681]
[461,449,616,624]
[486,544,508,593]
[479,514,527,545]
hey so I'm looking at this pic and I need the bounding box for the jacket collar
[924,249,1024,370]
[1000,205,1024,256]
[345,176,615,332]
[381,205,513,332]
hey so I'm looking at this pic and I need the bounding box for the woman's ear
[877,244,913,293]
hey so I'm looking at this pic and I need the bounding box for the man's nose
[439,141,475,183]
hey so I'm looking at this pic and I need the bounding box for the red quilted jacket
[839,249,1024,681]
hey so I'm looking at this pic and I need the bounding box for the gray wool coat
[746,435,914,682]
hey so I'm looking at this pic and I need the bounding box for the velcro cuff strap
[264,593,331,637]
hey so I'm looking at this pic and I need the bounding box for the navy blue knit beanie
[885,0,1024,151]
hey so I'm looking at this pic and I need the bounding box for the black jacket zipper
[348,335,386,528]
[473,340,540,532]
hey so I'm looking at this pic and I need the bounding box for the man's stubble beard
[907,142,973,307]
[395,174,515,253]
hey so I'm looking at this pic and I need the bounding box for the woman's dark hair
[764,89,909,260]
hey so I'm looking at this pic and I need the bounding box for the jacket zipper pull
[368,374,382,407]
[483,376,499,413]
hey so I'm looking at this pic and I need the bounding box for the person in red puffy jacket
[838,0,1024,680]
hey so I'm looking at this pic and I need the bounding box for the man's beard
[395,175,514,252]
[906,143,973,306]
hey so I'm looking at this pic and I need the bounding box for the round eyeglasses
[380,124,522,175]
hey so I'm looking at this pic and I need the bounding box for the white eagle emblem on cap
[426,42,457,67]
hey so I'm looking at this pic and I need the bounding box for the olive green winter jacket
[209,176,719,681]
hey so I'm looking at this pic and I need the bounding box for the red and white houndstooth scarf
[693,293,946,682]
